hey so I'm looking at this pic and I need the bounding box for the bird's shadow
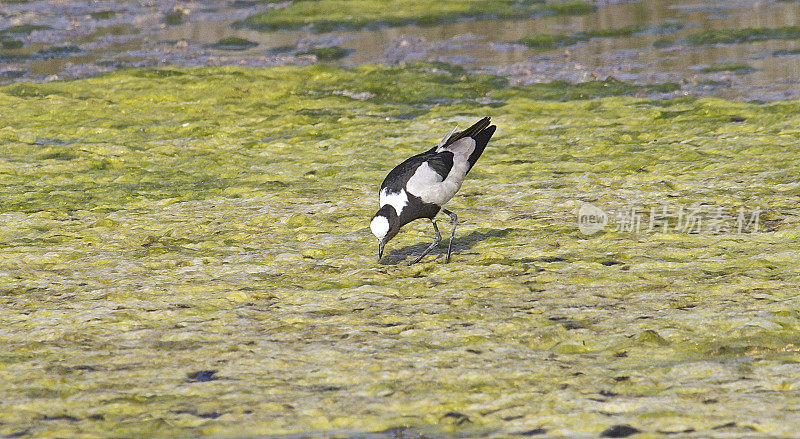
[380,228,512,265]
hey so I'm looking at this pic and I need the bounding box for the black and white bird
[370,117,497,264]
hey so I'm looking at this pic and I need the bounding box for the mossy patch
[0,64,799,437]
[519,24,685,49]
[164,9,188,25]
[89,10,116,20]
[0,52,28,62]
[207,37,258,51]
[686,26,800,45]
[494,77,679,100]
[519,25,647,49]
[0,38,23,50]
[701,62,755,74]
[240,0,597,32]
[299,46,354,61]
[0,24,51,35]
[652,38,674,48]
[34,44,81,59]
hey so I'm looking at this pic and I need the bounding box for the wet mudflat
[1,64,799,437]
[1,1,800,438]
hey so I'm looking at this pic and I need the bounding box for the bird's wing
[422,150,455,180]
[382,149,455,192]
[404,151,455,201]
[380,157,420,193]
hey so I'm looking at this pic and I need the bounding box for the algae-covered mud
[240,0,597,32]
[1,64,800,437]
[3,0,800,101]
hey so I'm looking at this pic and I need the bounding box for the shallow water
[1,65,799,437]
[2,0,800,100]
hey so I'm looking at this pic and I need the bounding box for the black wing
[381,117,495,193]
[381,150,455,193]
[424,150,455,179]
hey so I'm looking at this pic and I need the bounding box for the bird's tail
[457,117,491,144]
[466,120,496,173]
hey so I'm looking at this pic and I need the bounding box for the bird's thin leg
[409,219,441,265]
[442,209,457,263]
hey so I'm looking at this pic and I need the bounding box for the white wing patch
[407,137,476,206]
[380,188,408,216]
[405,162,443,196]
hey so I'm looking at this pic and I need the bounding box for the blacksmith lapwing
[370,117,497,264]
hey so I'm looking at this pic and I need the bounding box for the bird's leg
[409,219,441,265]
[442,209,457,263]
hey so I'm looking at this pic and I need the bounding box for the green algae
[34,44,81,60]
[0,52,28,62]
[0,38,23,50]
[701,62,755,74]
[494,77,679,100]
[658,25,800,48]
[240,0,596,32]
[163,10,187,25]
[0,24,51,35]
[89,10,116,20]
[207,37,258,51]
[519,25,646,49]
[0,64,799,437]
[299,46,354,61]
[686,26,800,45]
[520,24,685,49]
[539,0,596,16]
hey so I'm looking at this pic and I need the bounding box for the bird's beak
[378,240,385,262]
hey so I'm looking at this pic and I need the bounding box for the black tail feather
[442,117,491,150]
[466,124,496,172]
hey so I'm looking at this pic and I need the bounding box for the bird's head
[370,205,400,261]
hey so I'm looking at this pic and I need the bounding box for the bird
[370,117,497,264]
